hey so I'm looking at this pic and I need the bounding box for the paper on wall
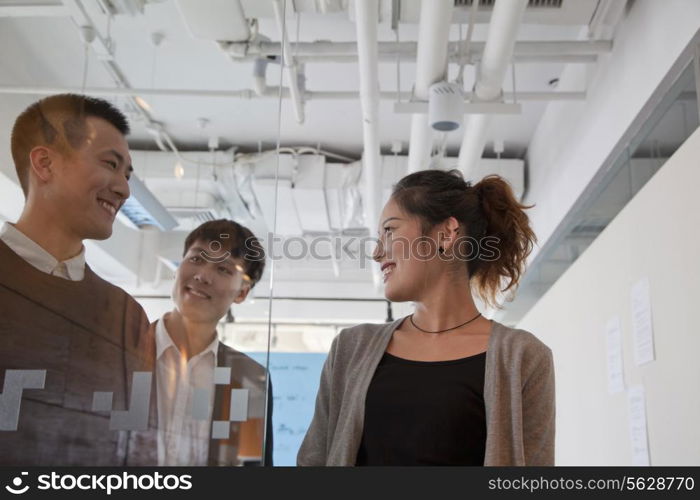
[630,277,655,365]
[627,385,651,466]
[605,316,625,394]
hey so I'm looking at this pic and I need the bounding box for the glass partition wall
[4,0,699,469]
[0,0,284,467]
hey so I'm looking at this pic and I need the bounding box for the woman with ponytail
[297,169,554,466]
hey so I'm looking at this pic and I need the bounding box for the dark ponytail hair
[391,169,536,307]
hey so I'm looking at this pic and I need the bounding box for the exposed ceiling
[0,0,628,322]
[0,0,595,157]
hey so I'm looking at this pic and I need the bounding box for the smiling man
[0,94,152,465]
[8,94,133,270]
[143,219,273,466]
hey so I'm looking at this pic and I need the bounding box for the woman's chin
[384,284,410,303]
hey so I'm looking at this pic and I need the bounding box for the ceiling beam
[0,1,65,17]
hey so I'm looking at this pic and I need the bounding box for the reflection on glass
[0,94,154,465]
[0,0,296,465]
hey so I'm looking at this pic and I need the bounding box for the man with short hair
[0,94,153,465]
[142,219,273,466]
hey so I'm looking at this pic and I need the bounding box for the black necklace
[409,312,482,334]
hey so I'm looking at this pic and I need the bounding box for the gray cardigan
[297,317,555,466]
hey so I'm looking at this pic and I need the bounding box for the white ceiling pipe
[0,86,587,102]
[310,90,586,101]
[0,85,267,99]
[291,54,597,64]
[407,117,432,173]
[354,0,383,288]
[271,0,305,124]
[0,3,66,17]
[236,52,597,65]
[224,40,611,59]
[407,0,454,174]
[458,113,490,168]
[474,1,528,101]
[252,58,270,96]
[457,0,528,179]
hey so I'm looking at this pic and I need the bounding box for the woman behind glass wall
[297,169,555,466]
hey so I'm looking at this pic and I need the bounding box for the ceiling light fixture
[174,161,185,179]
[134,95,152,112]
[428,81,464,132]
[119,175,178,231]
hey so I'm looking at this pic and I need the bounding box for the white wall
[0,171,24,222]
[525,0,700,261]
[518,127,700,465]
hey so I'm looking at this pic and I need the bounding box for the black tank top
[356,351,487,466]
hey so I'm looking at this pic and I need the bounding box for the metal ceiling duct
[457,0,528,179]
[406,0,454,173]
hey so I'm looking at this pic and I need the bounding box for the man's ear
[232,283,252,304]
[28,146,56,184]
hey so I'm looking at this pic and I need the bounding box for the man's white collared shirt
[155,315,219,466]
[0,222,85,281]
